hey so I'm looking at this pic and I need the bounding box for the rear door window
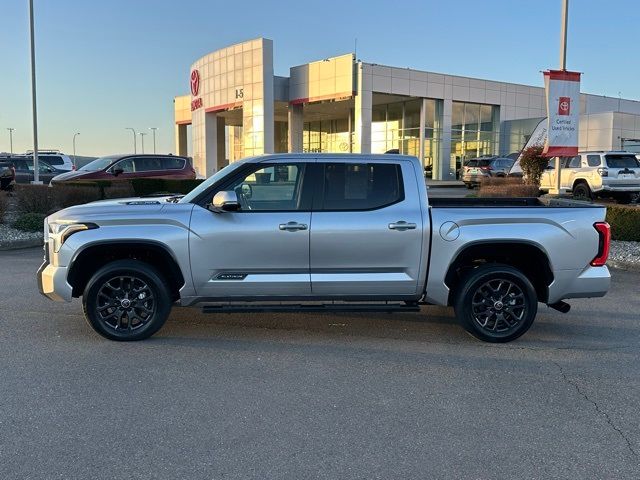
[320,163,404,211]
[133,157,163,171]
[568,156,581,168]
[605,154,639,169]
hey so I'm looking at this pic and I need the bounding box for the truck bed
[429,197,602,208]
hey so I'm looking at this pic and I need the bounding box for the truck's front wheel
[454,264,537,343]
[82,260,172,341]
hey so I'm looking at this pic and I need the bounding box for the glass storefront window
[451,101,499,176]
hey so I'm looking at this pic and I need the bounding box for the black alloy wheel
[82,260,171,341]
[454,264,538,343]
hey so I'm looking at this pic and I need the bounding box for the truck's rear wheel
[454,264,537,343]
[82,260,172,341]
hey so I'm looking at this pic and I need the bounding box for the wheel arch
[67,240,185,301]
[444,240,554,306]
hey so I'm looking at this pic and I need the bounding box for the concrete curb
[0,238,44,251]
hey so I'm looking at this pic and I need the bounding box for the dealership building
[174,37,640,179]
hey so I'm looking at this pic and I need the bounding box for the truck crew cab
[38,154,611,343]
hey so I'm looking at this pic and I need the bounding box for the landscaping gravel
[609,240,640,270]
[0,224,43,250]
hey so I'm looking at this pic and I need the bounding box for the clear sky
[2,0,639,157]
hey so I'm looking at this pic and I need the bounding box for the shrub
[130,179,204,197]
[519,145,549,186]
[606,204,640,242]
[14,185,55,215]
[478,177,540,198]
[54,185,102,208]
[13,212,46,232]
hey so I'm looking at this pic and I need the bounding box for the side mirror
[112,167,124,176]
[211,190,240,212]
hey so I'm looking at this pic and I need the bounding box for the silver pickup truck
[38,154,611,343]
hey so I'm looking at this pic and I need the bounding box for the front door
[189,161,313,298]
[309,160,424,297]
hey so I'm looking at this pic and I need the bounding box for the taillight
[591,222,611,267]
[480,166,492,171]
[597,167,608,177]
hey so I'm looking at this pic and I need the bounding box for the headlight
[48,222,98,252]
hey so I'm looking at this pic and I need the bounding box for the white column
[437,98,453,180]
[419,98,427,167]
[174,124,188,156]
[204,112,225,177]
[288,103,303,152]
[353,62,372,154]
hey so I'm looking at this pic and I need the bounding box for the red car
[50,154,196,185]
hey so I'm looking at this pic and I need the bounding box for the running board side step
[202,302,421,314]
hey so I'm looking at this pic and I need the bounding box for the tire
[82,260,172,341]
[615,193,633,204]
[572,182,592,200]
[454,264,538,343]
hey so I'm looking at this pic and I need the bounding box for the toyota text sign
[543,70,580,157]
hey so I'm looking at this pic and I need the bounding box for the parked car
[462,157,515,188]
[39,153,611,344]
[26,150,75,171]
[50,154,196,185]
[539,151,640,203]
[11,156,65,184]
[0,157,16,190]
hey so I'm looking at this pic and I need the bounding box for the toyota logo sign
[190,70,200,96]
[558,96,570,116]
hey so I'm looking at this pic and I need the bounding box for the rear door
[309,159,424,296]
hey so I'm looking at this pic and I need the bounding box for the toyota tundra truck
[38,154,611,343]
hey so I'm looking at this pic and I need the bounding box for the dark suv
[462,156,514,188]
[50,154,196,185]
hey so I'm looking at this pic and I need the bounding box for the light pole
[555,0,569,195]
[72,132,80,167]
[149,127,158,154]
[139,132,147,154]
[125,127,137,153]
[7,128,14,154]
[29,0,41,184]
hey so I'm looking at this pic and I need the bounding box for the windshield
[79,155,120,171]
[179,160,249,203]
[605,154,639,169]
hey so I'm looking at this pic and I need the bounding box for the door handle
[279,221,308,231]
[388,221,417,231]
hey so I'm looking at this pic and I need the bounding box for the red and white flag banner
[543,70,581,157]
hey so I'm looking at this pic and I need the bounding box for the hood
[46,196,193,225]
[51,170,95,182]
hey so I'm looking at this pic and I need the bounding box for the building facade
[175,38,640,179]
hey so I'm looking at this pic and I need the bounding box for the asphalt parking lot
[1,248,639,479]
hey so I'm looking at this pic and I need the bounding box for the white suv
[25,150,75,171]
[540,151,640,203]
